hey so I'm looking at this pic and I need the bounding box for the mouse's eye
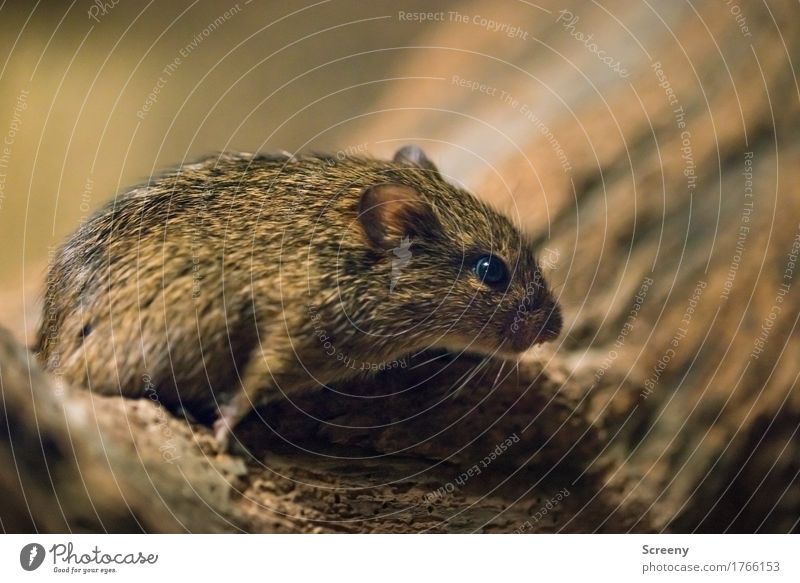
[473,255,509,287]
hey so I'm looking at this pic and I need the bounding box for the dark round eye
[473,255,508,286]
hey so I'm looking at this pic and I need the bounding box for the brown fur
[36,146,561,447]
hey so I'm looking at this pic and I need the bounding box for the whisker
[447,355,491,398]
[410,350,450,370]
[491,359,507,389]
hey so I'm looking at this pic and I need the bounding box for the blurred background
[0,0,685,326]
[0,0,798,532]
[0,0,459,326]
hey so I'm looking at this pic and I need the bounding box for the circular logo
[20,543,46,571]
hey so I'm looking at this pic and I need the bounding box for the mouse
[36,145,562,450]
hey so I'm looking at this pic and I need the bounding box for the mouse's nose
[505,299,562,352]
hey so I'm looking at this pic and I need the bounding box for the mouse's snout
[505,296,562,352]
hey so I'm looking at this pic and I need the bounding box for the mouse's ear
[358,183,438,250]
[393,145,440,176]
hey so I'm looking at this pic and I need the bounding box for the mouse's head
[355,145,562,359]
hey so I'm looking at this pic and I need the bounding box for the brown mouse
[36,146,562,450]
